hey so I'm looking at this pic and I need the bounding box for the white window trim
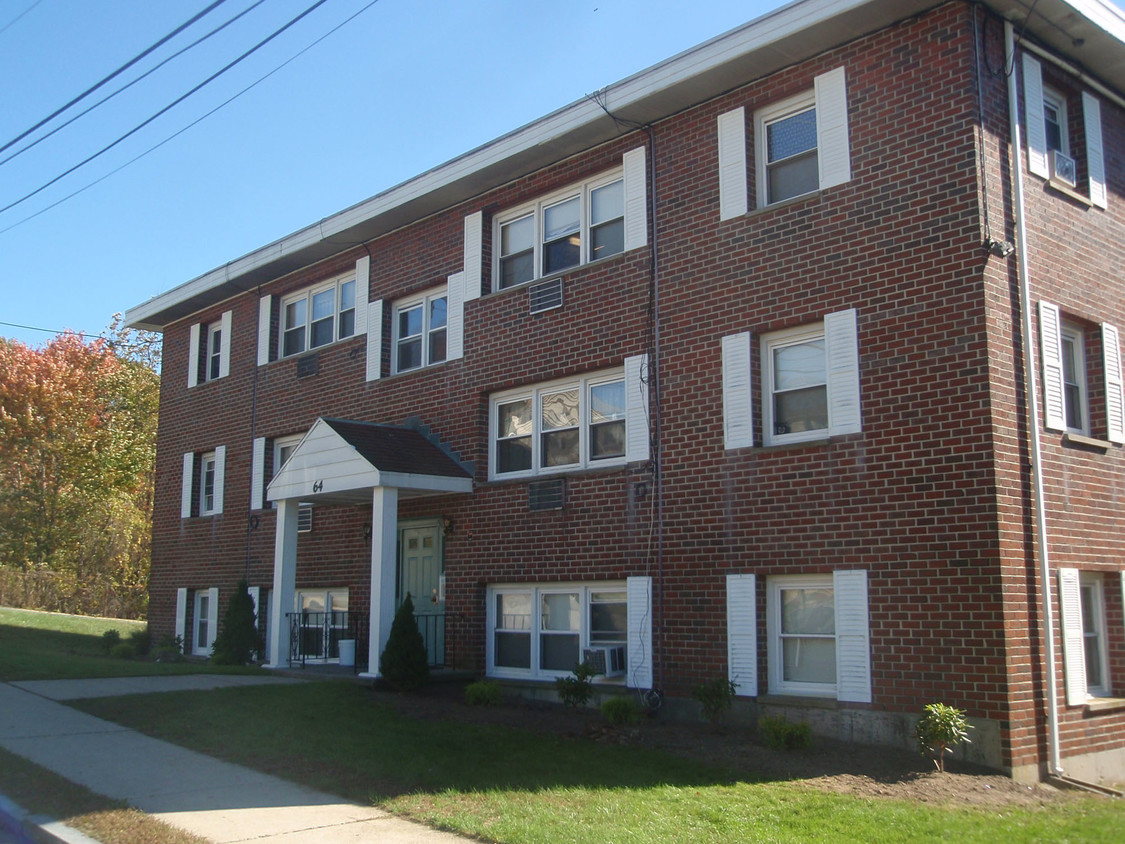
[762,323,826,446]
[493,168,625,290]
[1060,568,1113,703]
[755,90,817,208]
[279,273,357,359]
[199,451,218,516]
[391,285,449,375]
[1081,573,1111,698]
[1043,86,1070,156]
[193,587,218,657]
[487,583,629,681]
[188,310,231,387]
[205,320,223,382]
[1061,323,1089,435]
[766,574,836,698]
[489,366,632,480]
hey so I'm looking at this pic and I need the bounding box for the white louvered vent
[529,278,563,314]
[297,504,313,533]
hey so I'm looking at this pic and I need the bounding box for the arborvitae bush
[101,629,121,653]
[379,593,429,691]
[211,578,263,665]
[465,680,503,707]
[129,625,151,657]
[601,696,642,725]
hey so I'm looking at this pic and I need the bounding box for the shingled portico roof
[266,418,473,505]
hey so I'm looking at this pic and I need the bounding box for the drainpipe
[1004,21,1062,778]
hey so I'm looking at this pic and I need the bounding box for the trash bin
[337,639,356,667]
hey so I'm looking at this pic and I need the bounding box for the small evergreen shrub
[211,579,263,665]
[110,642,135,660]
[465,680,502,707]
[379,594,430,691]
[129,625,151,657]
[601,696,642,725]
[555,661,596,708]
[155,634,184,662]
[916,702,974,772]
[759,715,813,750]
[692,678,738,725]
[100,629,121,653]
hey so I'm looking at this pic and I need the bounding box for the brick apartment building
[126,0,1125,783]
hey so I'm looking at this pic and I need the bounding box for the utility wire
[0,0,333,218]
[0,0,382,237]
[0,0,44,38]
[0,0,230,156]
[0,0,269,170]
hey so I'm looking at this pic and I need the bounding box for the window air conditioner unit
[583,645,626,678]
[1050,150,1077,188]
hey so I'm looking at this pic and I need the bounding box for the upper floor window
[759,93,818,205]
[187,311,230,387]
[199,451,218,516]
[491,369,629,479]
[280,275,356,358]
[392,290,447,374]
[1061,324,1088,435]
[495,170,625,290]
[1043,87,1069,155]
[206,321,223,382]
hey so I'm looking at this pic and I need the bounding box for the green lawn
[0,607,259,680]
[77,682,1125,844]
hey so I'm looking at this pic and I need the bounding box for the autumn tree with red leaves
[0,319,159,618]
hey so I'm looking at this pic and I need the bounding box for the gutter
[1004,20,1063,779]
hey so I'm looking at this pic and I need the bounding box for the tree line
[0,318,159,619]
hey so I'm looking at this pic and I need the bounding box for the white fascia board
[376,472,473,494]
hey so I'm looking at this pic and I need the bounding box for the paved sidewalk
[0,677,470,843]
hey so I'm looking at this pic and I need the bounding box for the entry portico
[265,418,473,673]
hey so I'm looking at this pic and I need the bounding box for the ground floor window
[192,589,214,656]
[487,584,627,680]
[1060,569,1116,703]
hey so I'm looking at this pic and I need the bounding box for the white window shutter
[207,587,220,651]
[181,452,194,518]
[1103,322,1124,443]
[187,323,201,388]
[1039,301,1066,432]
[250,437,266,510]
[826,308,861,435]
[814,67,851,190]
[1082,93,1107,209]
[1023,54,1049,178]
[175,588,187,647]
[212,445,226,515]
[627,576,653,690]
[717,108,747,220]
[256,295,272,366]
[722,332,753,449]
[726,574,757,696]
[463,211,482,301]
[624,353,650,462]
[354,257,370,337]
[1058,568,1088,706]
[623,146,649,250]
[365,299,383,381]
[218,311,232,379]
[446,272,465,361]
[833,569,871,703]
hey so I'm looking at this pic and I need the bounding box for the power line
[0,319,88,337]
[0,0,44,39]
[0,0,382,236]
[0,0,270,170]
[0,0,231,156]
[0,0,333,218]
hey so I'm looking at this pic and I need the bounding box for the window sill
[487,249,631,299]
[742,189,823,221]
[1063,432,1114,450]
[758,694,838,709]
[1085,696,1125,714]
[388,359,450,380]
[486,461,633,487]
[1045,177,1094,207]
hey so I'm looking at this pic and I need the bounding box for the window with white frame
[274,435,302,479]
[193,590,213,656]
[1061,324,1088,435]
[488,584,627,679]
[1043,87,1069,156]
[495,170,625,290]
[205,320,223,382]
[758,92,819,205]
[1060,568,1115,703]
[188,311,230,387]
[491,370,627,478]
[280,275,356,358]
[767,575,837,696]
[1080,573,1110,697]
[392,290,447,374]
[764,325,828,443]
[199,452,218,516]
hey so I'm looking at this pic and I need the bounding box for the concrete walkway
[0,676,470,843]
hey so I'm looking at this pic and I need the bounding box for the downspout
[1004,21,1062,778]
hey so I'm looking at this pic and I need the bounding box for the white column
[365,486,399,676]
[266,499,299,668]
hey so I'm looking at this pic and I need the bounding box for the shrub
[759,715,813,750]
[100,629,121,653]
[110,642,135,660]
[211,579,263,665]
[379,594,429,691]
[916,702,974,772]
[465,680,502,707]
[155,634,184,662]
[129,625,151,657]
[601,696,642,725]
[692,678,738,725]
[555,661,596,708]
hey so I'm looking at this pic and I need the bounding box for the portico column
[367,486,399,675]
[267,498,299,668]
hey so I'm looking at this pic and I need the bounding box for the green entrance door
[399,523,444,665]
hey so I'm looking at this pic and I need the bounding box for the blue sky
[0,0,780,347]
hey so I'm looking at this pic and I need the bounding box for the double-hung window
[1061,325,1088,434]
[760,93,819,205]
[181,446,224,518]
[187,311,231,387]
[206,321,223,382]
[491,371,628,478]
[193,589,213,656]
[495,171,625,290]
[280,275,356,358]
[1060,569,1116,703]
[199,452,218,516]
[392,290,447,374]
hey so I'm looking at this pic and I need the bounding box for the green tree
[378,594,429,691]
[211,579,263,664]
